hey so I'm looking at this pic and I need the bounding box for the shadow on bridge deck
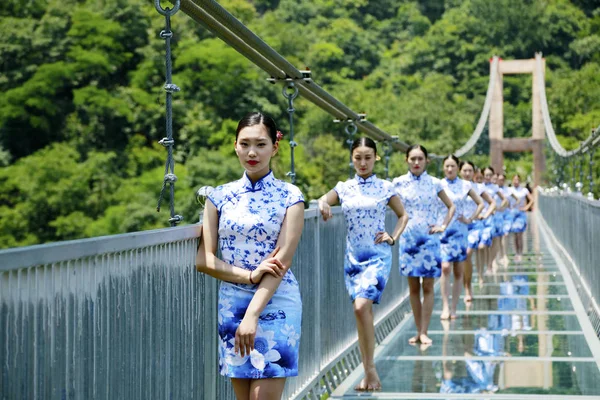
[330,214,600,399]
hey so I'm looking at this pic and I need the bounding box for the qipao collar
[409,171,427,181]
[445,177,459,185]
[241,170,275,191]
[354,174,376,184]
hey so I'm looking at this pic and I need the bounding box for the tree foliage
[0,0,598,248]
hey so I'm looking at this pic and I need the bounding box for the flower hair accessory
[276,130,284,142]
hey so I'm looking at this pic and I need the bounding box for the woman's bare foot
[450,312,457,320]
[355,367,381,391]
[464,292,473,303]
[419,334,433,345]
[408,335,420,344]
[440,307,450,320]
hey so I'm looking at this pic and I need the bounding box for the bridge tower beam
[489,57,546,187]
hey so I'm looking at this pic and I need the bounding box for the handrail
[0,225,200,272]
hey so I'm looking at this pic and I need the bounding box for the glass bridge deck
[330,216,600,399]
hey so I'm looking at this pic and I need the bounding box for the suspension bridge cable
[536,53,600,158]
[180,0,452,157]
[453,56,499,157]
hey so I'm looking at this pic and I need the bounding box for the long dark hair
[235,112,278,143]
[405,144,428,159]
[351,137,377,156]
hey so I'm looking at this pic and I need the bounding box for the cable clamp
[164,173,178,183]
[164,83,180,93]
[169,215,184,224]
[158,138,175,147]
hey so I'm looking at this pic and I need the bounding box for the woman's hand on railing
[318,199,333,221]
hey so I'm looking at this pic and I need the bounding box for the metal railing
[537,191,600,336]
[0,207,408,400]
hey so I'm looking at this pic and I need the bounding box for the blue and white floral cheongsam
[478,183,495,247]
[499,186,514,235]
[484,183,503,238]
[208,171,304,379]
[334,174,396,304]
[465,182,485,250]
[393,171,444,278]
[510,187,529,233]
[439,177,472,262]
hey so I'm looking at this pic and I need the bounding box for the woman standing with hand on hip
[438,155,484,319]
[393,145,455,345]
[482,167,509,274]
[318,137,409,391]
[460,162,496,300]
[196,112,305,400]
[510,174,534,262]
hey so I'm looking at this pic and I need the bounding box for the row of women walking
[195,112,534,399]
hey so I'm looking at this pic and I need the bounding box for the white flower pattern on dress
[281,324,301,347]
[335,175,395,303]
[393,171,444,277]
[209,171,304,379]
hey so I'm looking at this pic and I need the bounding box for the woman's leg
[420,278,435,344]
[232,379,251,400]
[249,378,287,400]
[476,246,485,283]
[515,232,523,259]
[499,234,509,266]
[440,261,452,319]
[408,277,422,344]
[353,298,381,390]
[450,261,464,318]
[488,237,499,273]
[464,249,474,302]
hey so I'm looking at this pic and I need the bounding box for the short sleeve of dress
[383,181,396,202]
[333,181,345,203]
[285,184,305,209]
[207,185,224,213]
[433,177,444,194]
[464,180,473,194]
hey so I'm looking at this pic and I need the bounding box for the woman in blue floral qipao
[196,112,305,400]
[473,168,496,285]
[393,145,455,345]
[318,137,409,391]
[482,167,509,274]
[438,155,484,320]
[509,174,534,262]
[459,162,495,302]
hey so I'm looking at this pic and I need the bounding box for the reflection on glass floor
[330,215,600,398]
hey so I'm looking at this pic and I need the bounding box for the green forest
[1,0,599,248]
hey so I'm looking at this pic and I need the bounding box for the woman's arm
[480,192,496,219]
[522,191,534,211]
[463,189,484,223]
[318,189,339,221]
[375,195,409,244]
[196,201,285,284]
[235,202,305,357]
[431,190,456,233]
[497,190,509,209]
